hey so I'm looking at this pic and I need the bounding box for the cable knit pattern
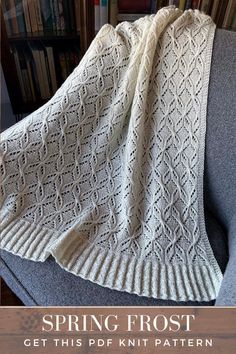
[0,7,223,301]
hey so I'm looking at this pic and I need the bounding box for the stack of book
[2,0,81,36]
[94,0,236,31]
[12,42,80,102]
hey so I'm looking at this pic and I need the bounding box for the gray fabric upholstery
[1,29,235,306]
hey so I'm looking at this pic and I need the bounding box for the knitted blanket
[0,6,223,301]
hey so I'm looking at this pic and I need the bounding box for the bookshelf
[1,1,235,117]
[94,1,236,32]
[1,0,94,115]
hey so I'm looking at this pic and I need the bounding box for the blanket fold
[0,6,223,301]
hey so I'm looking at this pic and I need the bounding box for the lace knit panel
[0,7,222,301]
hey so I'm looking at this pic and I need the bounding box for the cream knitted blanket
[0,6,223,301]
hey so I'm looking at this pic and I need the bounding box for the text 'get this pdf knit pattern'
[0,6,223,301]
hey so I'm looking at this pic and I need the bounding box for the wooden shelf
[8,31,81,42]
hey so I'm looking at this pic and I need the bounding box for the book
[200,0,213,14]
[150,0,158,13]
[24,47,37,102]
[38,45,51,98]
[109,0,118,26]
[185,0,192,9]
[210,0,220,21]
[14,0,26,34]
[26,42,41,99]
[8,0,19,34]
[29,43,48,99]
[58,0,65,31]
[52,0,61,31]
[74,0,81,32]
[17,47,33,101]
[100,0,108,27]
[179,0,186,10]
[13,47,27,101]
[45,46,58,94]
[118,0,151,13]
[156,1,168,10]
[50,0,56,31]
[2,0,13,36]
[35,0,43,32]
[68,0,76,32]
[62,0,71,32]
[222,0,236,28]
[215,0,230,27]
[231,10,236,29]
[40,0,54,32]
[25,44,41,100]
[27,0,39,32]
[22,0,32,33]
[58,51,68,81]
[95,0,100,31]
[191,0,201,9]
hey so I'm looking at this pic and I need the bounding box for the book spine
[65,51,71,75]
[231,11,236,30]
[109,0,118,26]
[185,0,192,9]
[168,0,175,5]
[27,43,41,98]
[200,0,212,14]
[28,0,38,32]
[8,0,19,34]
[35,0,43,32]
[50,0,56,31]
[118,0,152,13]
[26,59,36,102]
[22,0,32,33]
[13,48,27,102]
[2,0,13,36]
[150,0,157,13]
[53,0,61,31]
[62,0,71,32]
[30,45,45,99]
[45,46,58,94]
[210,0,220,21]
[18,49,32,101]
[40,0,54,32]
[74,0,81,32]
[191,0,201,9]
[73,44,80,64]
[94,0,100,31]
[179,0,186,10]
[21,69,32,101]
[14,0,26,34]
[68,0,76,32]
[173,0,179,7]
[100,0,108,27]
[216,0,230,27]
[59,52,67,81]
[58,0,65,31]
[222,0,236,28]
[39,47,51,98]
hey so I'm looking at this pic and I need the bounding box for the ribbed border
[1,213,223,302]
[0,212,59,262]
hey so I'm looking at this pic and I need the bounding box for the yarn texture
[0,6,223,301]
